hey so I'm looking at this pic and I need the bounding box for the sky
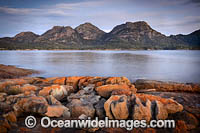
[0,0,199,37]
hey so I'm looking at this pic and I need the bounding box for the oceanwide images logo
[25,116,176,130]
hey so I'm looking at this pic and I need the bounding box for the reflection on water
[0,50,200,83]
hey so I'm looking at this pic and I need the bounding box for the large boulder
[135,94,183,114]
[95,98,106,119]
[67,85,100,105]
[154,101,168,120]
[96,84,136,98]
[66,76,84,90]
[67,99,95,118]
[13,96,48,116]
[67,85,100,118]
[39,85,74,100]
[132,97,152,122]
[104,95,129,119]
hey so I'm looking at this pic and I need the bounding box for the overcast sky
[0,0,199,37]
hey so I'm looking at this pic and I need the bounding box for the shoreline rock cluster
[0,76,199,132]
[0,64,38,79]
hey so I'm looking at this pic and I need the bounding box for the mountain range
[0,21,199,50]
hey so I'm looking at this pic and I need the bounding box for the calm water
[0,50,200,83]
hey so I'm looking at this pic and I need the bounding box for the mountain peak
[105,21,165,43]
[75,22,105,40]
[13,32,39,42]
[14,32,39,38]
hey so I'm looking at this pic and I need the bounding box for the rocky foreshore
[0,64,39,79]
[0,76,199,133]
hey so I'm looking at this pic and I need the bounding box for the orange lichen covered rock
[38,86,52,96]
[78,76,107,89]
[39,85,74,100]
[111,89,132,96]
[21,84,38,92]
[53,77,66,85]
[135,93,183,113]
[106,77,131,85]
[132,98,152,122]
[96,84,136,98]
[104,95,129,119]
[66,76,84,90]
[155,101,168,120]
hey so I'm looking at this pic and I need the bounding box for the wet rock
[96,84,136,98]
[132,97,152,122]
[67,99,95,118]
[135,79,200,92]
[104,95,129,119]
[13,96,48,116]
[45,105,70,118]
[94,98,106,119]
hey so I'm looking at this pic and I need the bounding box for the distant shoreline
[0,64,39,79]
